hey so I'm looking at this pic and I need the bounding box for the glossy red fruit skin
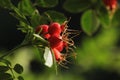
[35,25,50,39]
[55,41,64,52]
[48,35,62,48]
[52,48,62,61]
[36,25,49,34]
[44,34,51,39]
[48,22,61,37]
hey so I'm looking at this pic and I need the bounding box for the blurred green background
[0,0,120,80]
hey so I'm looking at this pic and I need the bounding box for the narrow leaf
[0,73,13,80]
[33,34,48,46]
[0,58,11,66]
[18,0,35,16]
[0,66,9,72]
[0,0,13,9]
[10,7,28,24]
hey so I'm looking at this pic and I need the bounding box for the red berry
[36,24,49,34]
[55,41,64,52]
[44,34,51,39]
[52,48,63,61]
[48,22,61,36]
[48,35,62,48]
[35,25,50,39]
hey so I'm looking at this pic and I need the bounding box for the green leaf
[44,10,67,24]
[97,6,110,28]
[81,10,100,36]
[18,76,24,80]
[18,0,35,16]
[0,73,13,80]
[33,34,48,46]
[17,21,32,33]
[36,0,58,8]
[0,0,13,9]
[111,9,120,27]
[0,66,9,72]
[10,7,28,24]
[13,64,23,74]
[0,59,11,66]
[63,0,92,13]
[30,10,42,28]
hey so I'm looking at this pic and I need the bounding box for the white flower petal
[44,47,53,67]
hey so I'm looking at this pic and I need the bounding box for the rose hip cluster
[35,22,69,63]
[103,0,118,11]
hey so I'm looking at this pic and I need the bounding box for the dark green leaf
[0,0,13,9]
[97,6,110,28]
[111,9,120,27]
[36,0,58,8]
[0,66,9,72]
[18,0,35,16]
[13,64,23,74]
[0,59,11,66]
[18,76,24,80]
[0,73,13,80]
[44,10,67,24]
[30,10,42,28]
[81,10,100,35]
[39,14,50,25]
[63,0,92,13]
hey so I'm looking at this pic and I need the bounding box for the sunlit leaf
[0,73,13,80]
[81,10,100,35]
[36,0,58,8]
[44,47,53,67]
[13,64,23,74]
[0,0,13,9]
[18,0,35,16]
[44,10,67,24]
[0,66,9,72]
[63,0,92,13]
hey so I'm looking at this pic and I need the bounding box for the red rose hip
[48,22,61,36]
[52,48,63,61]
[35,24,50,39]
[48,35,62,48]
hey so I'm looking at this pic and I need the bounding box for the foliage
[0,0,120,80]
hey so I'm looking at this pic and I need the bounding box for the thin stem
[50,48,58,75]
[0,43,29,59]
[9,67,15,79]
